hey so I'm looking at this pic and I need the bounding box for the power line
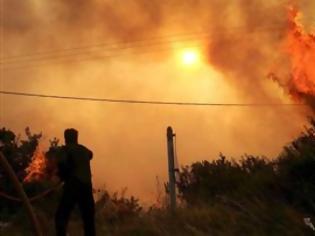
[0,26,284,71]
[1,8,313,63]
[0,31,212,61]
[0,45,174,70]
[0,25,283,67]
[0,90,305,107]
[0,25,282,61]
[0,35,204,65]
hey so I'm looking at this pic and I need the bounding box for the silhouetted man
[55,128,95,236]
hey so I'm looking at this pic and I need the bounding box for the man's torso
[59,144,93,184]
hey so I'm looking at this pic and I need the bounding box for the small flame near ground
[23,146,47,183]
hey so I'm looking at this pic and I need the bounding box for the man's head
[64,128,78,145]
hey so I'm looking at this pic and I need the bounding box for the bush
[177,119,315,217]
[1,120,315,235]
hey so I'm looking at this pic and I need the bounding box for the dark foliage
[177,119,315,216]
[0,127,42,219]
[95,188,142,225]
[1,121,315,234]
[276,119,315,213]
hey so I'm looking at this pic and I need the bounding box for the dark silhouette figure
[55,128,95,236]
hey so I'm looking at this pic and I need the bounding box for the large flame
[24,146,47,183]
[285,6,315,102]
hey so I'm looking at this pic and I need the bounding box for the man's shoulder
[64,144,84,150]
[63,144,92,159]
[78,144,93,159]
[77,144,91,152]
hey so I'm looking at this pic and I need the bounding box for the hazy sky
[0,0,314,203]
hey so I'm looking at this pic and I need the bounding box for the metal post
[167,126,176,212]
[0,152,43,236]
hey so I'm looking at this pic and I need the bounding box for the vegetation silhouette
[0,120,315,235]
[177,121,315,215]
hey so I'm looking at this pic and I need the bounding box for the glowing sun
[181,49,200,66]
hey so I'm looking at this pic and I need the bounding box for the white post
[167,126,176,212]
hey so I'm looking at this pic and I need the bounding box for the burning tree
[286,7,315,98]
[0,127,41,184]
[0,127,42,218]
[0,127,61,220]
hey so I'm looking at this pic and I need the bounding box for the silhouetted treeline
[1,121,315,234]
[177,119,315,215]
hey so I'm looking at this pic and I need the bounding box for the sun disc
[181,49,200,66]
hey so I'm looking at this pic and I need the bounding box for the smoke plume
[1,0,314,202]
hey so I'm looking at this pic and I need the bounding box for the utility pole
[167,126,176,212]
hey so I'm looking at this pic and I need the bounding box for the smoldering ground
[0,0,314,202]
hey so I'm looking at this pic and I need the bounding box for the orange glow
[24,147,47,182]
[286,7,315,97]
[2,1,312,203]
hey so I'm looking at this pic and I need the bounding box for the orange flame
[285,7,315,99]
[24,146,47,182]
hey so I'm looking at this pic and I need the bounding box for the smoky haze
[0,0,314,203]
